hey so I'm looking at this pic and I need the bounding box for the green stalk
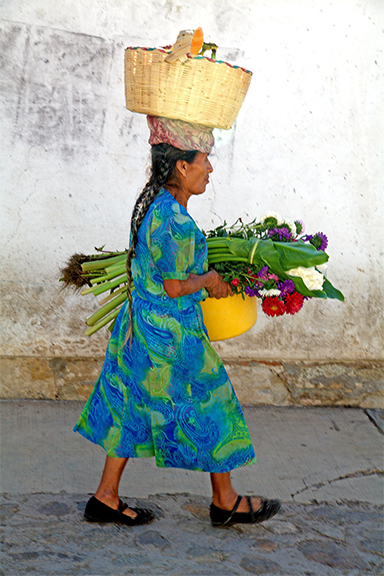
[90,265,127,285]
[84,306,123,336]
[108,318,117,333]
[98,286,128,306]
[90,250,126,258]
[81,272,105,278]
[208,255,249,264]
[105,254,127,272]
[81,254,126,272]
[86,291,127,326]
[207,252,233,260]
[81,274,128,296]
[206,238,231,248]
[105,262,126,275]
[207,248,232,255]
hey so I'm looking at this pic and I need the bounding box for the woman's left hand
[204,270,233,299]
[164,270,233,299]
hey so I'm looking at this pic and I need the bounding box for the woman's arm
[164,269,232,299]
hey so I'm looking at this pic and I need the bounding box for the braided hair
[124,143,198,345]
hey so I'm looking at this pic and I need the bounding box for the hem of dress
[73,426,157,458]
[74,428,257,473]
[152,456,257,474]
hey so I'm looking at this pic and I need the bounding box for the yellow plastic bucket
[200,294,257,341]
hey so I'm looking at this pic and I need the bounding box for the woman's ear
[175,159,188,180]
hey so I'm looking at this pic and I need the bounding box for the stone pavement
[1,401,383,575]
[1,492,383,575]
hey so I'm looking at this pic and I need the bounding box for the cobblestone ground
[1,492,383,575]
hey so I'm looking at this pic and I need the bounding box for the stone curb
[1,356,383,408]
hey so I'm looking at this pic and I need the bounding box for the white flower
[283,218,297,236]
[259,289,282,297]
[260,212,284,226]
[286,266,324,291]
[316,263,328,276]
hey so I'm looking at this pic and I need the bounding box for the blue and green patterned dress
[74,188,256,472]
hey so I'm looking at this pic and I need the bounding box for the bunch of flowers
[60,212,343,335]
[204,213,343,317]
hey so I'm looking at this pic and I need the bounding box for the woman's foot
[84,496,154,526]
[212,491,263,514]
[94,492,138,518]
[210,495,281,527]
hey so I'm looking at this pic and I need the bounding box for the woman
[74,116,281,527]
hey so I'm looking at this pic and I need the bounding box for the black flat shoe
[84,496,154,526]
[210,495,281,527]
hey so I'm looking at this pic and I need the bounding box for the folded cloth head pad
[147,115,214,153]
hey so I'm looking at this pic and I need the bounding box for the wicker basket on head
[124,46,252,130]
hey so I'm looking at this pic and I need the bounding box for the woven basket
[124,47,252,130]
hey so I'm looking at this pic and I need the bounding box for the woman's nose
[208,160,213,173]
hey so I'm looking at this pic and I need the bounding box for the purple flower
[303,232,328,251]
[278,279,295,297]
[308,232,328,251]
[268,227,292,241]
[245,286,260,297]
[316,232,328,251]
[257,266,269,279]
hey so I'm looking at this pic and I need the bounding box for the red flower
[231,278,240,286]
[262,297,286,317]
[285,292,304,315]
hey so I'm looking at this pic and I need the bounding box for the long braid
[124,144,197,347]
[124,182,159,346]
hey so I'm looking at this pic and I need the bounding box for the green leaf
[288,277,327,298]
[225,237,252,258]
[255,239,287,276]
[322,278,345,301]
[248,239,331,298]
[274,240,328,270]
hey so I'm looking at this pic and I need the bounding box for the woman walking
[74,116,281,527]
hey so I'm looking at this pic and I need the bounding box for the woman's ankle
[94,487,119,506]
[211,489,239,510]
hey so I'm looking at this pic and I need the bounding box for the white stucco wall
[1,0,383,366]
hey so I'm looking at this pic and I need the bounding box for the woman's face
[184,152,213,196]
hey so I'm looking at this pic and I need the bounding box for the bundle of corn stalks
[60,249,129,336]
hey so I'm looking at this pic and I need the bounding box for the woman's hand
[163,270,232,299]
[204,269,233,299]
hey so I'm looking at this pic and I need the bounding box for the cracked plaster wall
[0,1,383,403]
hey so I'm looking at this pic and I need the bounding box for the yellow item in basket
[200,294,257,341]
[165,27,204,63]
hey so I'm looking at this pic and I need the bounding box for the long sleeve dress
[74,188,256,473]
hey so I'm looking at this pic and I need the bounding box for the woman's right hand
[205,269,233,299]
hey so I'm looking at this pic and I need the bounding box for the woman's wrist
[163,270,228,299]
[164,273,207,298]
[202,269,216,291]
